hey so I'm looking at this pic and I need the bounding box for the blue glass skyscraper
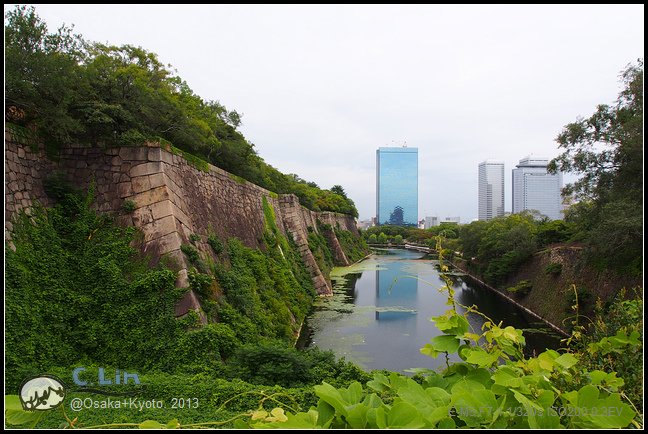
[376,147,418,226]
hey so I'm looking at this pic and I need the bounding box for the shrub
[506,279,533,296]
[544,262,563,276]
[228,343,311,387]
[121,199,136,214]
[207,234,224,255]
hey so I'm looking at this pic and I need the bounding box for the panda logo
[19,375,66,411]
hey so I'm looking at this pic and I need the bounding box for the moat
[299,248,562,373]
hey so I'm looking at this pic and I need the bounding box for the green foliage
[5,189,189,388]
[174,323,240,364]
[189,233,201,244]
[544,262,563,276]
[334,228,370,263]
[180,243,207,272]
[307,230,334,275]
[227,344,370,389]
[549,60,643,276]
[367,233,377,243]
[207,233,224,255]
[506,280,533,296]
[458,214,538,285]
[121,199,136,214]
[566,287,591,312]
[241,242,642,429]
[377,232,388,244]
[181,243,200,263]
[4,5,86,152]
[536,220,575,247]
[42,170,79,200]
[187,269,213,299]
[4,5,359,218]
[213,237,315,342]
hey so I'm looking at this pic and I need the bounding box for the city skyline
[18,4,644,222]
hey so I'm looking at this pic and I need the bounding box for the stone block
[150,200,173,220]
[160,150,174,165]
[119,147,148,161]
[129,186,170,208]
[17,148,25,159]
[131,175,151,193]
[174,287,203,317]
[117,182,133,198]
[171,203,191,227]
[132,205,155,227]
[129,161,162,177]
[148,147,161,162]
[148,172,166,189]
[150,231,182,255]
[142,215,178,243]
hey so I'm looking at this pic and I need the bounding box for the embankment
[5,128,365,320]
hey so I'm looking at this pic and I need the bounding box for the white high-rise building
[478,160,505,221]
[424,216,439,229]
[512,156,563,220]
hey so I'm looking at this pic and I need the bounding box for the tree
[548,60,643,275]
[4,5,361,219]
[377,232,388,244]
[4,5,87,149]
[330,185,347,198]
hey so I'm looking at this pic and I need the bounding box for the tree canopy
[548,59,643,275]
[4,5,358,217]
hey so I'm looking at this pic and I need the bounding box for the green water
[300,248,562,374]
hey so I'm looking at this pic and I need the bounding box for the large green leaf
[4,395,44,426]
[314,382,349,417]
[451,389,498,427]
[429,335,461,353]
[464,347,501,368]
[316,400,335,428]
[387,401,426,428]
[431,312,470,337]
[554,353,578,369]
[344,403,368,429]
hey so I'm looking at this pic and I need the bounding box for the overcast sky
[11,4,644,221]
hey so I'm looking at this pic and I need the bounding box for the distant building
[418,219,426,229]
[357,219,375,230]
[512,156,563,220]
[376,146,418,226]
[478,160,505,221]
[442,216,460,224]
[424,216,439,229]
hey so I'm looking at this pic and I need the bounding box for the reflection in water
[301,248,561,374]
[375,267,417,322]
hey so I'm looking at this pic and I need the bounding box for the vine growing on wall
[7,235,642,429]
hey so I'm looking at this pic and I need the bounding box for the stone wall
[5,129,360,318]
